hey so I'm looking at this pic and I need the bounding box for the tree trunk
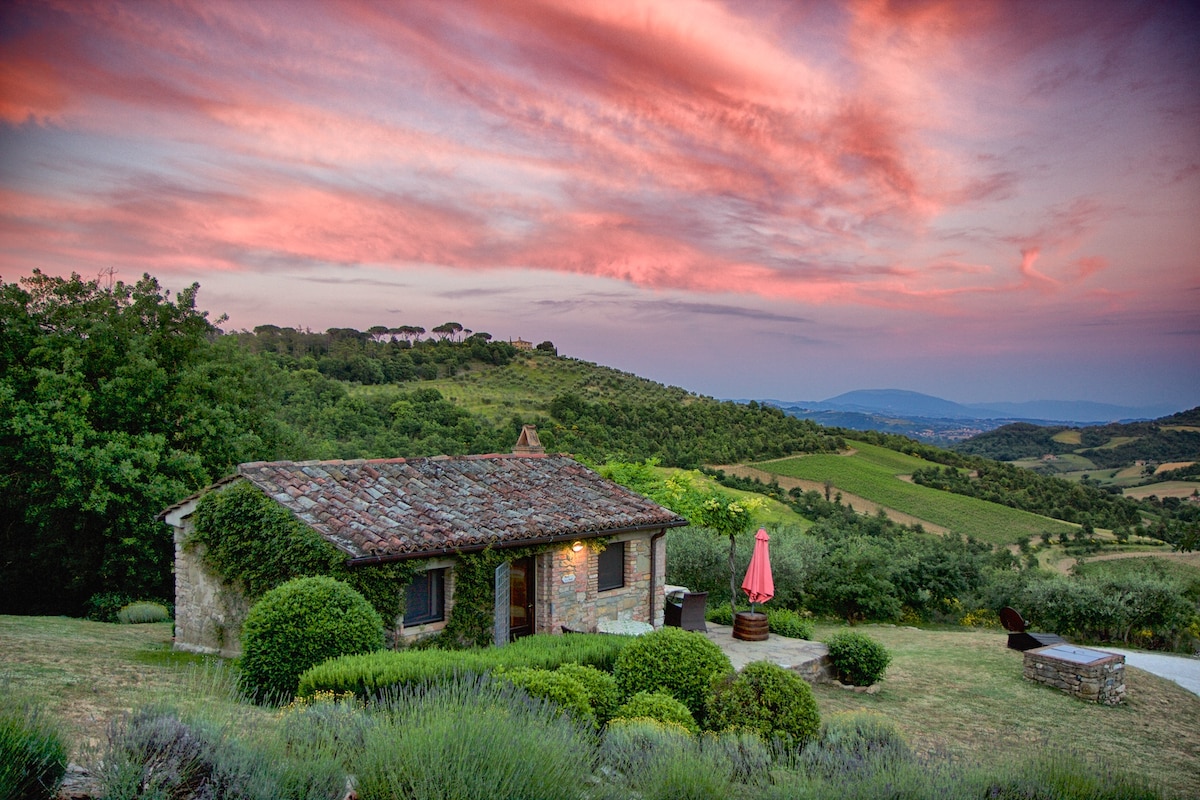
[729,533,738,619]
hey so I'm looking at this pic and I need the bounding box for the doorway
[508,556,536,640]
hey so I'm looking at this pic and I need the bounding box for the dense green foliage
[495,667,594,724]
[0,694,67,800]
[0,271,287,614]
[611,691,699,735]
[298,632,631,697]
[612,627,733,725]
[189,481,418,625]
[765,607,815,639]
[555,663,620,725]
[987,569,1197,650]
[239,577,385,702]
[825,631,892,686]
[912,462,1145,532]
[955,410,1200,468]
[707,660,821,745]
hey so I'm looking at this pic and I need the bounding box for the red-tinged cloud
[0,0,1196,350]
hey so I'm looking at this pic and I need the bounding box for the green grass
[0,616,260,753]
[755,441,1075,545]
[809,622,1200,798]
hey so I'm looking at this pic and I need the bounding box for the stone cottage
[160,427,688,656]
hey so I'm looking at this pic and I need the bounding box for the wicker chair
[663,591,708,632]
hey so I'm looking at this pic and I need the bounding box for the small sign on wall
[561,574,576,584]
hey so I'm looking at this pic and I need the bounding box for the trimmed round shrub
[496,667,593,723]
[117,601,171,624]
[612,691,699,735]
[556,663,619,725]
[613,627,733,724]
[766,608,814,640]
[0,699,67,800]
[239,576,384,703]
[706,661,820,745]
[825,630,891,686]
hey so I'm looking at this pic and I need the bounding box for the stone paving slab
[702,623,831,682]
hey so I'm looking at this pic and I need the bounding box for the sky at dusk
[2,0,1198,409]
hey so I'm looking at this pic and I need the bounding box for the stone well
[1023,644,1125,705]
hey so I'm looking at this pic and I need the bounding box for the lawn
[3,616,1198,797]
[0,616,261,753]
[809,622,1200,798]
[755,442,1075,545]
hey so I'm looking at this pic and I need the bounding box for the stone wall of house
[173,517,251,658]
[1023,647,1126,705]
[538,530,666,634]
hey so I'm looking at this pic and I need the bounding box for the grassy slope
[811,622,1200,798]
[0,617,263,752]
[755,441,1075,545]
[403,353,696,426]
[3,616,1197,797]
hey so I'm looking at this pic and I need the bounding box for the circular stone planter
[732,611,769,641]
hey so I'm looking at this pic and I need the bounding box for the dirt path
[1052,549,1200,575]
[712,464,949,534]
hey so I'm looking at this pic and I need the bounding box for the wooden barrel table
[732,611,769,641]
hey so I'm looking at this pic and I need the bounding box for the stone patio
[703,623,832,683]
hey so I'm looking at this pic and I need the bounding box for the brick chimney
[512,424,544,455]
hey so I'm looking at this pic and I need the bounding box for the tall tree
[0,271,285,614]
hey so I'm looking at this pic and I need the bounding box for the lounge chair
[1000,606,1066,651]
[663,591,708,632]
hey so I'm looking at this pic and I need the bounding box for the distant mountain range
[761,389,1183,443]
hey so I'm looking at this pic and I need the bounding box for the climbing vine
[439,544,556,648]
[188,481,418,624]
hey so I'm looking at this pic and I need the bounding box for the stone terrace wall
[1023,646,1126,705]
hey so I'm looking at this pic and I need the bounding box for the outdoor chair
[1000,606,1066,651]
[663,591,708,632]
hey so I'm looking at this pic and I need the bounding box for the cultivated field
[752,442,1076,545]
[1124,481,1200,500]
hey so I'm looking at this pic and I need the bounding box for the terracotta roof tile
[234,453,687,560]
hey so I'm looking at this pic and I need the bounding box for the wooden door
[509,556,536,640]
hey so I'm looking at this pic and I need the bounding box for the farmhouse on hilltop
[160,427,687,656]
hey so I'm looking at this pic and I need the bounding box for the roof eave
[344,516,689,567]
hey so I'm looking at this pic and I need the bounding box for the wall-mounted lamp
[572,541,584,552]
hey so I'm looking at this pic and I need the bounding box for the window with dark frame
[404,568,445,625]
[597,541,625,591]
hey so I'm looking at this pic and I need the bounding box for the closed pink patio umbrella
[741,527,774,613]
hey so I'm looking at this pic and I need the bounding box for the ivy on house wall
[188,480,418,625]
[439,545,555,648]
